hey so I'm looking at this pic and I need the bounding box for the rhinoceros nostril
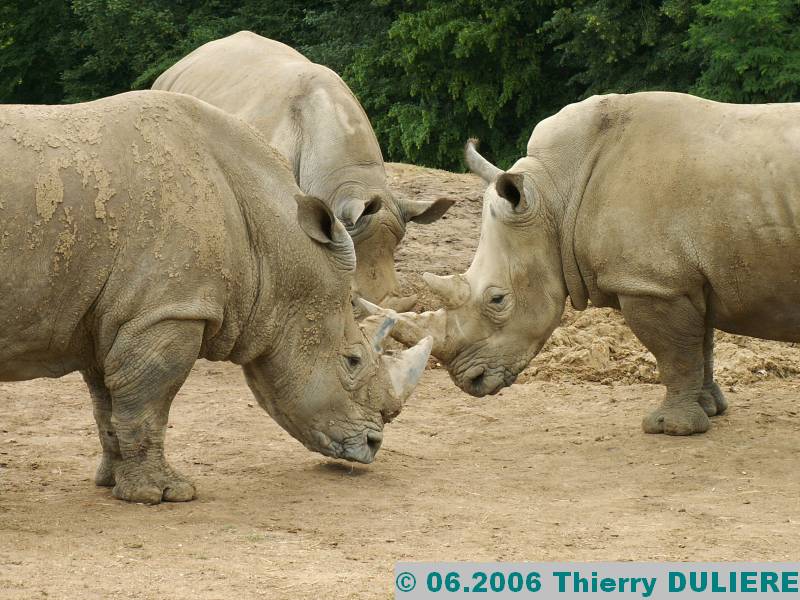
[464,365,486,389]
[381,407,401,424]
[366,430,383,455]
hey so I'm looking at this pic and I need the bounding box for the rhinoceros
[0,90,432,503]
[153,31,453,312]
[377,91,800,436]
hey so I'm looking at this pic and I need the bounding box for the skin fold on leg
[102,319,204,504]
[620,295,711,435]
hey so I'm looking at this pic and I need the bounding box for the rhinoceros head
[378,140,568,397]
[242,195,432,463]
[332,181,454,313]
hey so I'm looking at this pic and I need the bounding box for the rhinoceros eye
[346,355,361,369]
[489,294,506,305]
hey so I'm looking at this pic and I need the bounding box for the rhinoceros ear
[296,194,336,243]
[401,197,455,224]
[495,172,531,213]
[296,195,356,270]
[336,195,383,228]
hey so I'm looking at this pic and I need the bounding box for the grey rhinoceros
[153,31,453,311]
[376,91,800,436]
[0,90,432,504]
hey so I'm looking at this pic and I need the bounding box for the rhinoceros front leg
[697,325,728,417]
[82,369,121,487]
[102,319,203,504]
[620,295,710,435]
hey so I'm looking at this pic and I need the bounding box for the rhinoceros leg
[82,369,121,487]
[620,295,711,435]
[102,319,202,504]
[697,325,728,417]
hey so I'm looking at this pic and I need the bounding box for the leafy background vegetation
[1,0,798,169]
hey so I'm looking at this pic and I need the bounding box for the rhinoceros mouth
[455,365,517,397]
[310,428,383,464]
[449,349,530,397]
[448,340,543,397]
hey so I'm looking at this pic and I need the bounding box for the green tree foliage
[0,0,79,103]
[688,0,800,102]
[342,0,566,168]
[544,0,698,97]
[62,0,314,101]
[0,1,798,169]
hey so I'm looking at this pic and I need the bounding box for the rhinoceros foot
[112,460,196,504]
[642,399,710,435]
[697,382,728,417]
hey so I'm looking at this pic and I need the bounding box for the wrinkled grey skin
[0,91,431,504]
[389,92,800,435]
[153,31,454,311]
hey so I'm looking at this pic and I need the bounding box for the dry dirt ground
[1,164,799,599]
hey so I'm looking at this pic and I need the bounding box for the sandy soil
[1,164,799,599]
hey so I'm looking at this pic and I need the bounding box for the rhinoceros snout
[340,430,383,463]
[459,365,511,397]
[312,428,384,464]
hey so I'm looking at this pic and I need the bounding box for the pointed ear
[296,194,337,243]
[296,194,356,270]
[402,197,455,224]
[495,172,530,212]
[362,194,383,217]
[336,194,383,228]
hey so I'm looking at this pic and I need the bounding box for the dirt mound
[387,162,800,386]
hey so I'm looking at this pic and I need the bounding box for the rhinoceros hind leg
[103,319,203,504]
[620,295,711,435]
[697,324,728,417]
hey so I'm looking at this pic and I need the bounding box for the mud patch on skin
[52,208,79,273]
[35,159,66,222]
[132,100,227,272]
[7,105,118,227]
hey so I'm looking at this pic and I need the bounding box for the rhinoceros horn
[422,272,470,309]
[382,336,434,403]
[360,313,398,352]
[465,138,502,183]
[356,297,450,362]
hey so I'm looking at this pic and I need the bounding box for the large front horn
[382,336,433,405]
[423,273,470,309]
[465,138,502,182]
